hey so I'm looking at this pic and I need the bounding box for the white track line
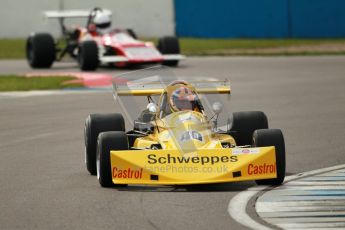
[228,186,272,230]
[228,164,345,230]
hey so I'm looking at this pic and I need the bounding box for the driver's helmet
[168,81,200,112]
[92,10,112,33]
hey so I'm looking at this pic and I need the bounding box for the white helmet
[93,10,112,30]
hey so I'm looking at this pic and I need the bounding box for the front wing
[110,147,277,185]
[99,55,185,64]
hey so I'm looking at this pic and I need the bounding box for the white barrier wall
[0,0,175,38]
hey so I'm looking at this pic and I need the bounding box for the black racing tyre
[157,36,180,67]
[97,131,129,187]
[253,129,286,185]
[229,111,268,146]
[78,40,99,71]
[126,28,137,39]
[26,33,55,68]
[84,113,125,175]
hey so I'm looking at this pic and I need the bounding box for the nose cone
[162,121,212,153]
[159,111,215,153]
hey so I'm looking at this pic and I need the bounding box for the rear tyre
[157,36,180,67]
[229,111,268,146]
[78,40,99,71]
[26,33,55,68]
[253,129,286,185]
[97,131,129,187]
[84,114,125,175]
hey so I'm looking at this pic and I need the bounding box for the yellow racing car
[84,67,285,187]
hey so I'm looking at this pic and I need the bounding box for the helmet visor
[173,98,194,111]
[96,22,111,29]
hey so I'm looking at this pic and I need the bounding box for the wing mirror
[147,103,158,113]
[212,101,223,115]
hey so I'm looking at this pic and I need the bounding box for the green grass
[0,39,26,59]
[178,38,345,55]
[180,38,340,50]
[143,38,345,55]
[0,75,83,91]
[1,38,345,59]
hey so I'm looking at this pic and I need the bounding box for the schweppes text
[147,154,238,165]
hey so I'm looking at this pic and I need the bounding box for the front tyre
[78,40,99,71]
[230,111,268,146]
[26,33,55,68]
[84,113,125,175]
[157,36,180,67]
[97,131,129,187]
[253,129,286,186]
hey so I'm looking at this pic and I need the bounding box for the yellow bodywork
[110,111,277,185]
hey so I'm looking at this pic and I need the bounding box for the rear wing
[43,8,112,36]
[44,10,90,19]
[114,80,231,96]
[44,9,111,19]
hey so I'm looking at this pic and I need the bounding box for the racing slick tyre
[97,131,129,187]
[229,111,268,146]
[84,113,125,175]
[26,33,55,68]
[157,36,180,67]
[253,129,286,185]
[126,28,137,39]
[78,40,99,71]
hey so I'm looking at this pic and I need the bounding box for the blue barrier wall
[289,0,345,38]
[174,0,345,38]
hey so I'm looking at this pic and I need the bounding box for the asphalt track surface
[1,57,345,229]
